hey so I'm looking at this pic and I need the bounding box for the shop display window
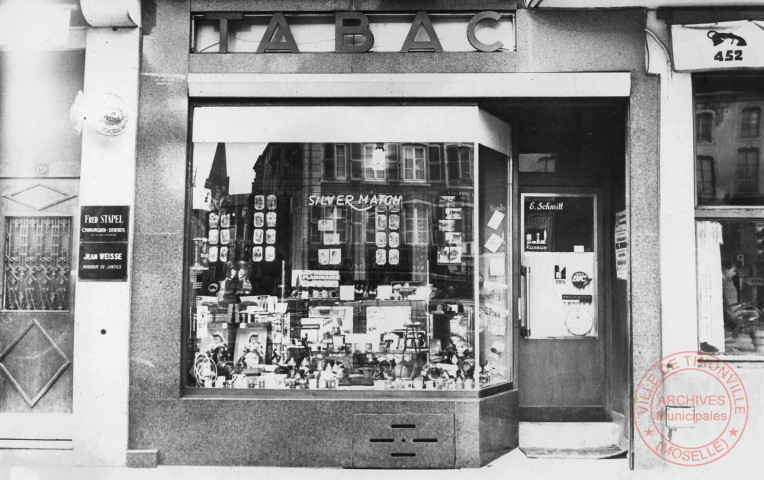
[185,110,512,391]
[697,220,764,356]
[695,74,764,357]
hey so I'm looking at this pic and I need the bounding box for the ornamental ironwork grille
[3,217,72,311]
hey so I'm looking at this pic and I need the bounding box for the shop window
[695,73,764,357]
[696,112,714,143]
[187,135,510,391]
[740,107,761,138]
[697,220,764,356]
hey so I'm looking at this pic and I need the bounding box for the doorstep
[518,422,627,460]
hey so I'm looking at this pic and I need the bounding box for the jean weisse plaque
[79,206,130,281]
[78,242,128,281]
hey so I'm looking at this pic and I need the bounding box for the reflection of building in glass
[696,93,764,205]
[251,142,475,294]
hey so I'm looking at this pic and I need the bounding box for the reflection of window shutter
[335,144,347,179]
[351,143,362,158]
[350,143,363,179]
[309,206,320,243]
[736,148,760,193]
[428,145,442,182]
[366,210,375,243]
[459,146,473,181]
[323,143,334,179]
[446,145,459,184]
[696,156,715,197]
[386,143,400,181]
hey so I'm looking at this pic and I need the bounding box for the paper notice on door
[487,210,505,231]
[489,257,505,277]
[339,285,355,301]
[614,210,629,280]
[484,234,504,253]
[196,306,210,340]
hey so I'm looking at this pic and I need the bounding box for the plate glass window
[187,134,511,390]
[694,74,764,357]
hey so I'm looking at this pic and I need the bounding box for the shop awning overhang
[192,105,512,156]
[187,72,631,98]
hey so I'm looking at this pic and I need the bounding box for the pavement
[1,448,759,480]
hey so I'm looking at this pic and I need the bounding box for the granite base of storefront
[128,387,517,468]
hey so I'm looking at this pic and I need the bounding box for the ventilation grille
[352,414,455,468]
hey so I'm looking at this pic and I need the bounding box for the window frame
[362,143,387,181]
[740,106,761,139]
[403,200,430,246]
[735,148,760,195]
[402,144,428,183]
[693,74,764,360]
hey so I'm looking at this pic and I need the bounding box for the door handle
[520,266,531,337]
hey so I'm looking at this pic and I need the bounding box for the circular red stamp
[634,351,748,466]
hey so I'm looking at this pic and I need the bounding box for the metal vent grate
[352,414,455,468]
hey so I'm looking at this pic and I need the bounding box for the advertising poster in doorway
[614,210,628,280]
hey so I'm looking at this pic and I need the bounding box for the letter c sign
[467,11,504,52]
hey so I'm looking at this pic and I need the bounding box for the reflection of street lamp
[70,91,129,136]
[371,143,386,171]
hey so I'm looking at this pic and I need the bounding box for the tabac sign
[672,20,764,71]
[192,11,514,54]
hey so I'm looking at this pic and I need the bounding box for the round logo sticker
[571,271,592,289]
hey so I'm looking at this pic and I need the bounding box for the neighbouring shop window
[186,139,511,390]
[697,220,764,355]
[695,73,764,357]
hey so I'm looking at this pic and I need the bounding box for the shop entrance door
[518,188,605,421]
[0,178,78,448]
